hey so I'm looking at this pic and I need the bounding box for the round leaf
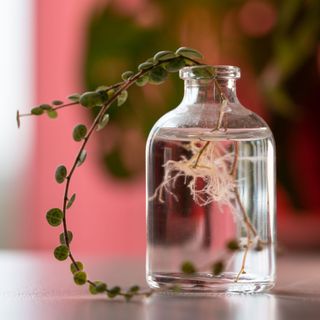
[73,124,87,142]
[73,271,87,285]
[107,286,121,298]
[79,91,105,108]
[97,114,110,131]
[59,230,73,245]
[66,193,76,209]
[95,85,108,92]
[52,100,63,105]
[89,281,107,294]
[135,74,149,87]
[70,261,84,274]
[46,208,63,227]
[181,261,196,274]
[121,71,134,81]
[192,67,215,78]
[153,50,177,62]
[212,261,224,275]
[55,165,67,184]
[117,90,128,106]
[68,93,80,102]
[149,66,168,84]
[138,61,154,71]
[176,47,203,59]
[226,239,240,251]
[39,104,52,110]
[124,293,133,302]
[107,89,115,98]
[164,57,186,73]
[76,149,87,167]
[47,109,58,119]
[54,245,69,261]
[129,285,140,293]
[31,107,44,115]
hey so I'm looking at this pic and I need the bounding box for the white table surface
[0,251,319,320]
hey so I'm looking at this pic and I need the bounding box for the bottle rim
[179,65,241,80]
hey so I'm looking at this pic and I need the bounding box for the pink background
[26,0,145,255]
[23,0,320,254]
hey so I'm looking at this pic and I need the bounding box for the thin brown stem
[230,141,238,177]
[193,141,210,168]
[18,102,79,118]
[235,235,251,282]
[57,55,203,293]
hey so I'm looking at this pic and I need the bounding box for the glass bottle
[146,65,276,293]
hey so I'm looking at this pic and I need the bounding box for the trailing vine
[17,47,208,300]
[18,47,267,298]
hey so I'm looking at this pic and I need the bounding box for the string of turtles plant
[17,47,265,299]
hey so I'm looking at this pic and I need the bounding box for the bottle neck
[182,79,238,105]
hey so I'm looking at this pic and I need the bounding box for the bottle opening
[179,65,241,80]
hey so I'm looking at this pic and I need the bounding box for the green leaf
[55,165,67,184]
[46,208,63,227]
[39,104,52,110]
[73,124,87,141]
[226,239,240,251]
[212,261,224,275]
[31,107,44,115]
[117,90,128,106]
[89,281,107,294]
[138,61,154,71]
[95,85,108,92]
[192,66,214,78]
[70,261,84,274]
[107,89,115,98]
[52,100,63,105]
[66,193,76,209]
[73,271,87,285]
[47,109,58,119]
[121,71,134,81]
[59,230,73,245]
[107,286,121,298]
[54,245,69,261]
[124,293,133,302]
[129,285,140,293]
[135,74,149,87]
[153,50,177,62]
[181,261,196,274]
[68,93,81,103]
[149,66,168,84]
[170,285,182,293]
[97,114,110,131]
[76,149,87,167]
[164,57,186,72]
[176,47,203,59]
[80,91,105,108]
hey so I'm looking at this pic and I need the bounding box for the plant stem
[59,55,203,293]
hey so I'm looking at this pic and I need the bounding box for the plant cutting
[17,47,276,298]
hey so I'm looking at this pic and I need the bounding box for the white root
[149,140,237,207]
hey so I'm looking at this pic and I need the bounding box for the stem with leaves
[17,47,205,300]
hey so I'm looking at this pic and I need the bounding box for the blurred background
[1,0,320,255]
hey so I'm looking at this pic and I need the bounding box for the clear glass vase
[146,65,276,293]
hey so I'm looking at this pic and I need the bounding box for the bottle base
[147,272,274,294]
